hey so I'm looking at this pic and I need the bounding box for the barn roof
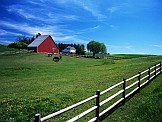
[27,35,49,47]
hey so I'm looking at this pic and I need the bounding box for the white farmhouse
[62,46,76,54]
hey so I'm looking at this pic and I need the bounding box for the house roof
[27,35,49,47]
[66,46,76,50]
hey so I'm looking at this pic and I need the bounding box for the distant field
[111,54,156,59]
[90,53,155,60]
[0,53,162,121]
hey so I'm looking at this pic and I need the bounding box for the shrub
[7,42,28,49]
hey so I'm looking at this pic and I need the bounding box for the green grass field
[103,74,162,122]
[0,52,162,122]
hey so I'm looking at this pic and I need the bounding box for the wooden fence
[0,50,33,55]
[34,62,162,122]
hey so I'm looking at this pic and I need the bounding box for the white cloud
[1,0,110,45]
[152,45,162,48]
[0,29,20,36]
[47,13,79,22]
[1,40,14,44]
[107,44,148,54]
[5,0,106,37]
[0,20,53,35]
[92,25,100,29]
[8,5,41,20]
[54,0,107,21]
[54,34,88,44]
[7,2,78,23]
[77,1,107,21]
[107,2,134,16]
[108,6,119,14]
[0,20,89,44]
[0,20,68,42]
[109,24,117,30]
[54,35,75,41]
[74,25,101,35]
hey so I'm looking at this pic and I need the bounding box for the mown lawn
[0,53,162,122]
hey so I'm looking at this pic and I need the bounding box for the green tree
[76,44,85,55]
[17,42,28,49]
[87,41,107,57]
[16,36,30,44]
[100,43,107,53]
[7,42,28,49]
[30,36,35,44]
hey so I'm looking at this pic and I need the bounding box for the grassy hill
[0,44,18,52]
[0,53,162,121]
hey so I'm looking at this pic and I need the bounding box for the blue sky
[0,0,162,54]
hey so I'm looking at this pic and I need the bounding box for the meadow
[0,52,162,122]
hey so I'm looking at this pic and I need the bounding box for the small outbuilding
[62,46,76,54]
[27,35,59,54]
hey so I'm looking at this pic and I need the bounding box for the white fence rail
[0,50,33,55]
[34,62,162,122]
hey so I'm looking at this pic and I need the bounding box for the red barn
[27,35,59,54]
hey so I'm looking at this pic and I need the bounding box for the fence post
[154,64,156,77]
[138,71,141,92]
[96,90,100,122]
[160,62,162,73]
[34,114,41,122]
[148,67,150,81]
[122,79,126,104]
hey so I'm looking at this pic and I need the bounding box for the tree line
[57,43,85,55]
[7,33,107,57]
[7,33,41,49]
